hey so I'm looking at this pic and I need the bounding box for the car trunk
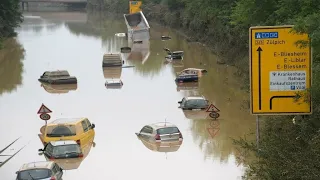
[157,127,181,141]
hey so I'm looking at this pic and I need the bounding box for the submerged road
[0,11,255,180]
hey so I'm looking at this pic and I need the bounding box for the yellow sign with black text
[129,1,142,14]
[250,25,312,115]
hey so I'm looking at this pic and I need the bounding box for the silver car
[135,122,183,142]
[16,161,63,180]
[178,96,209,110]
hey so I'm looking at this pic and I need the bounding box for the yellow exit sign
[249,25,312,115]
[129,1,142,14]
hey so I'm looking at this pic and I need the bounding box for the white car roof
[185,96,206,100]
[106,79,122,83]
[19,161,54,171]
[149,122,177,129]
[50,140,78,146]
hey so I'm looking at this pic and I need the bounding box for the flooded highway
[0,11,255,179]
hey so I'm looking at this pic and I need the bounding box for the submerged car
[135,122,183,142]
[175,74,198,83]
[16,161,63,180]
[161,36,171,41]
[105,79,123,89]
[38,140,83,160]
[178,96,209,110]
[38,117,95,146]
[177,68,207,77]
[102,53,123,67]
[164,48,183,59]
[38,140,94,170]
[38,70,77,85]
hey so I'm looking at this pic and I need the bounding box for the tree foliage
[0,0,23,48]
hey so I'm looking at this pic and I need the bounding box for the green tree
[0,0,23,48]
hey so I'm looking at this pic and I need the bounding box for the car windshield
[53,144,81,156]
[185,99,207,107]
[18,169,51,180]
[157,127,180,134]
[46,125,76,137]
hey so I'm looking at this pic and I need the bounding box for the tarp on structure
[124,11,150,41]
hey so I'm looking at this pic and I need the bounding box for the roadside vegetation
[0,0,23,49]
[88,0,320,179]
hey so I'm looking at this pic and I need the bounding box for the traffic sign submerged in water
[37,104,52,114]
[249,25,312,115]
[206,104,220,112]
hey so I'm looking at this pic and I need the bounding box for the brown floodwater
[0,10,255,180]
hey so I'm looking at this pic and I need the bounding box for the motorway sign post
[249,25,312,147]
[37,104,53,138]
[250,25,312,115]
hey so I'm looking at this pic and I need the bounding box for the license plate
[192,109,201,111]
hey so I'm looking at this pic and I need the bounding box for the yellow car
[39,118,95,146]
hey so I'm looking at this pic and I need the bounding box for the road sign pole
[256,115,260,148]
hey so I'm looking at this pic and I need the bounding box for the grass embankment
[87,0,320,179]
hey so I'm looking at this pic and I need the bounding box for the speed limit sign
[209,112,220,119]
[40,113,51,121]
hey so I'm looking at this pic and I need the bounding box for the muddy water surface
[0,11,254,180]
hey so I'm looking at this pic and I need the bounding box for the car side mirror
[178,101,182,104]
[91,124,95,129]
[38,152,43,156]
[38,149,43,151]
[206,100,209,103]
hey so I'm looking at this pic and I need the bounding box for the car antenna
[164,118,166,127]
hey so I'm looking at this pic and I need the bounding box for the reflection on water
[40,83,77,94]
[102,67,122,79]
[182,110,209,120]
[137,135,182,153]
[0,39,25,95]
[176,82,199,92]
[125,39,150,64]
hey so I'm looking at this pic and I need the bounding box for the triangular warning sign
[206,104,220,112]
[207,128,220,138]
[37,104,52,114]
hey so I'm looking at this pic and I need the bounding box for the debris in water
[115,33,126,37]
[122,65,135,68]
[161,36,172,40]
[121,47,131,53]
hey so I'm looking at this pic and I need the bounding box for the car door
[80,120,90,145]
[43,143,54,158]
[55,164,63,180]
[180,98,186,109]
[52,163,63,179]
[84,119,95,142]
[139,126,153,140]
